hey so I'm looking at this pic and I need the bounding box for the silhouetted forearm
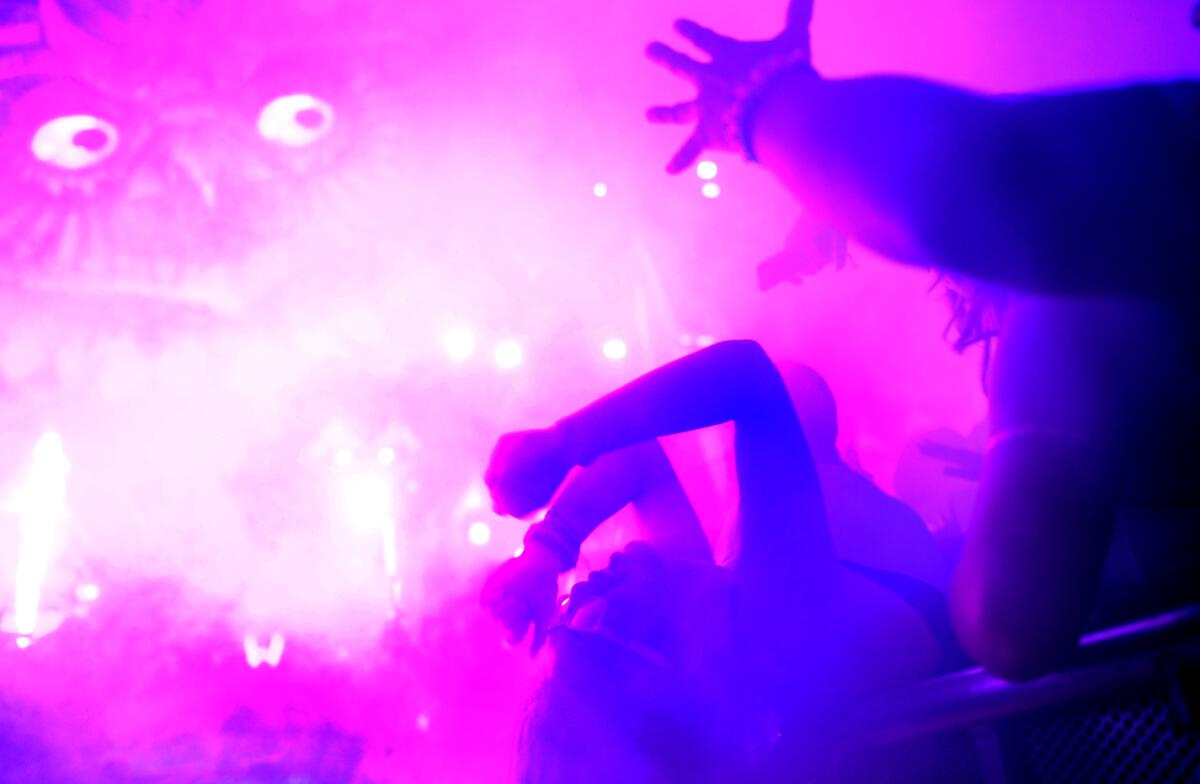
[752,70,1200,299]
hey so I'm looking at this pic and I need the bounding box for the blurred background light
[30,114,119,169]
[257,93,335,147]
[601,338,627,360]
[493,339,523,370]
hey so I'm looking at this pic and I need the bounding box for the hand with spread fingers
[645,6,814,174]
[480,543,562,655]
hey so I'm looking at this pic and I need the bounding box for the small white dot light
[31,115,120,170]
[701,182,721,199]
[602,339,627,361]
[76,583,101,602]
[468,521,492,546]
[494,339,523,370]
[696,160,718,180]
[593,182,608,198]
[443,326,476,362]
[376,447,396,466]
[258,93,335,148]
[15,636,31,650]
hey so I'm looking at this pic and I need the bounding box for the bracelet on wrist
[727,55,816,163]
[524,519,581,571]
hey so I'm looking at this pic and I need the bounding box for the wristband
[524,515,582,571]
[730,56,816,162]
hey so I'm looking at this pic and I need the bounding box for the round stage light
[494,339,523,370]
[593,182,608,198]
[701,182,721,199]
[258,94,335,147]
[602,338,627,360]
[31,114,120,169]
[442,326,476,362]
[696,160,718,180]
[467,521,492,546]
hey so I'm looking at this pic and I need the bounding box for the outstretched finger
[645,41,705,81]
[673,18,734,56]
[666,133,705,175]
[646,101,698,125]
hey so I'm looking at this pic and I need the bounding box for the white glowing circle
[416,713,431,732]
[442,326,476,362]
[376,446,396,466]
[337,470,394,531]
[467,521,492,546]
[513,545,525,558]
[31,115,119,170]
[701,182,721,199]
[602,339,628,361]
[494,339,523,370]
[461,485,485,510]
[75,583,100,602]
[15,636,31,650]
[257,93,335,148]
[696,160,718,180]
[593,182,608,198]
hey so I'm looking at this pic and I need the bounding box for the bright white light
[513,545,525,558]
[593,182,608,198]
[10,432,70,638]
[460,484,485,510]
[257,94,335,147]
[334,448,354,465]
[442,326,476,362]
[376,446,396,466]
[336,469,394,531]
[15,636,30,650]
[602,339,628,361]
[494,339,523,370]
[243,633,286,669]
[696,160,718,180]
[381,516,399,577]
[701,182,721,199]
[31,115,119,170]
[468,521,492,547]
[75,583,100,602]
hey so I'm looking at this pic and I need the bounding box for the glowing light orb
[701,182,721,199]
[442,326,476,362]
[602,339,628,361]
[257,94,335,147]
[467,521,492,547]
[75,583,100,602]
[243,633,286,669]
[696,160,718,180]
[336,470,394,532]
[15,637,31,650]
[493,339,523,370]
[593,182,608,198]
[31,115,120,169]
[513,545,525,558]
[376,446,396,466]
[10,432,70,639]
[460,485,485,510]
